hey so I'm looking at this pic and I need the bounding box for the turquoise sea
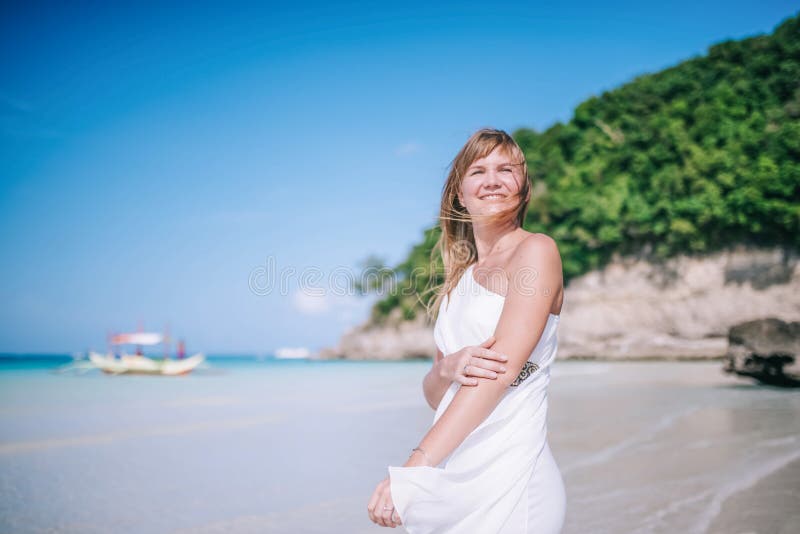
[1,356,798,533]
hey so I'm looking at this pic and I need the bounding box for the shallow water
[0,357,797,533]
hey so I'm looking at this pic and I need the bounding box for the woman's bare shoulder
[509,232,562,274]
[513,231,559,254]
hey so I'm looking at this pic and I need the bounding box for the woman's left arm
[404,235,563,468]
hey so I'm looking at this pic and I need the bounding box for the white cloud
[292,289,330,314]
[291,288,372,324]
[394,141,421,157]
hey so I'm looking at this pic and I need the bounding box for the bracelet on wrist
[410,446,433,466]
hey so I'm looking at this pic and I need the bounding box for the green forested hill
[363,13,800,324]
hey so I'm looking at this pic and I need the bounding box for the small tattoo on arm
[510,361,540,386]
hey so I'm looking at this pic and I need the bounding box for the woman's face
[458,146,525,218]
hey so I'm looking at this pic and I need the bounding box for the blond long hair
[425,128,531,321]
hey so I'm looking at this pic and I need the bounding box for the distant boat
[89,332,205,375]
[274,346,311,359]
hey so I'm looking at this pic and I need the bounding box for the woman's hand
[439,335,508,386]
[367,476,402,528]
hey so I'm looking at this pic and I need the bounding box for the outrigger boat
[88,332,204,376]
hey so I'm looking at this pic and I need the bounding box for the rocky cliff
[316,245,800,361]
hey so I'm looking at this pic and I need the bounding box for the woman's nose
[484,172,503,186]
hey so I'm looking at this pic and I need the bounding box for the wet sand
[549,362,800,534]
[708,457,800,534]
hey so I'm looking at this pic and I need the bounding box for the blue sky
[1,1,797,354]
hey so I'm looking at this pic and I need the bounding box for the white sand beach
[0,359,797,533]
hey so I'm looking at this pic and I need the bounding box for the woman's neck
[472,222,523,264]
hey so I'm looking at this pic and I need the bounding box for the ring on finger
[463,363,469,375]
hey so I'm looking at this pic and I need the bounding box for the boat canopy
[110,333,164,345]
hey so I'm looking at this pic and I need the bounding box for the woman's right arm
[423,349,451,410]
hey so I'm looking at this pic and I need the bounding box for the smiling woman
[367,128,566,533]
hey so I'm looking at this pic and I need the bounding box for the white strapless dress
[388,264,566,533]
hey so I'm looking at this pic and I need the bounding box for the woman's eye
[471,170,483,175]
[501,168,512,173]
